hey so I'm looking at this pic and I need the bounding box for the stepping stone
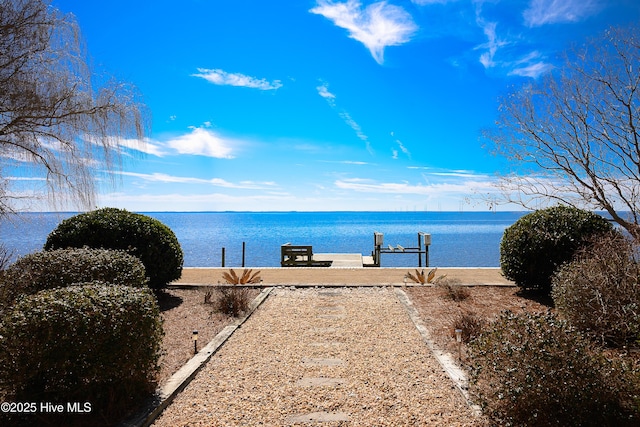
[296,377,346,387]
[318,291,341,297]
[301,357,344,367]
[315,305,345,313]
[286,411,350,423]
[309,341,343,348]
[316,314,344,320]
[309,327,339,334]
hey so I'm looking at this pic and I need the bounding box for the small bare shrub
[468,310,633,426]
[213,286,250,317]
[206,270,260,317]
[452,311,486,343]
[437,278,471,302]
[552,233,640,348]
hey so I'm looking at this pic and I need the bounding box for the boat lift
[370,231,431,267]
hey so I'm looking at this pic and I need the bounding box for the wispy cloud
[119,172,277,189]
[310,0,418,65]
[119,138,168,157]
[411,0,457,4]
[391,132,411,159]
[472,4,553,78]
[192,68,283,90]
[319,160,372,165]
[523,0,602,27]
[335,177,496,195]
[474,6,508,70]
[317,82,372,153]
[509,62,553,78]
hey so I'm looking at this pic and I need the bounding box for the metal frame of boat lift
[371,231,431,268]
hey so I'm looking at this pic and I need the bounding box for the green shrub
[552,233,640,348]
[500,205,612,294]
[44,208,183,289]
[0,283,163,425]
[0,247,148,309]
[468,311,633,426]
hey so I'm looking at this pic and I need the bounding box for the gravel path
[152,287,483,426]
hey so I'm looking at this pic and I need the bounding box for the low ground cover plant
[0,247,147,309]
[500,205,612,294]
[44,208,183,289]
[0,283,163,426]
[468,310,633,426]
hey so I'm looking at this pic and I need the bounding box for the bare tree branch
[0,0,148,214]
[485,24,640,238]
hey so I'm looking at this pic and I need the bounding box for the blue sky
[45,0,640,211]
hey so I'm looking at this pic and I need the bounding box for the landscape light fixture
[193,330,198,355]
[455,329,463,361]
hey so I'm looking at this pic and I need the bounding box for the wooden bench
[280,243,333,267]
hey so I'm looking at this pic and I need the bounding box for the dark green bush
[0,283,163,425]
[552,233,640,348]
[500,205,612,294]
[0,247,148,309]
[44,208,183,289]
[468,311,633,426]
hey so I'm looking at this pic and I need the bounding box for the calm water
[0,211,526,267]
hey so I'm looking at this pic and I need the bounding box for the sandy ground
[174,267,513,286]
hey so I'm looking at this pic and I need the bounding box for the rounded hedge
[0,283,163,424]
[500,205,612,293]
[552,233,640,348]
[468,311,631,426]
[44,208,183,289]
[0,247,148,309]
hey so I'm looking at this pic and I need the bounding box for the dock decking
[312,253,376,268]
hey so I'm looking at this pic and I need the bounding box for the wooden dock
[312,253,376,268]
[280,244,375,268]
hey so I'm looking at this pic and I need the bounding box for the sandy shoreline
[174,267,513,286]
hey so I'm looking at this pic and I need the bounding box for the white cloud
[316,82,337,107]
[118,126,237,159]
[310,0,418,65]
[119,172,277,189]
[523,0,601,27]
[165,127,235,158]
[192,68,283,90]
